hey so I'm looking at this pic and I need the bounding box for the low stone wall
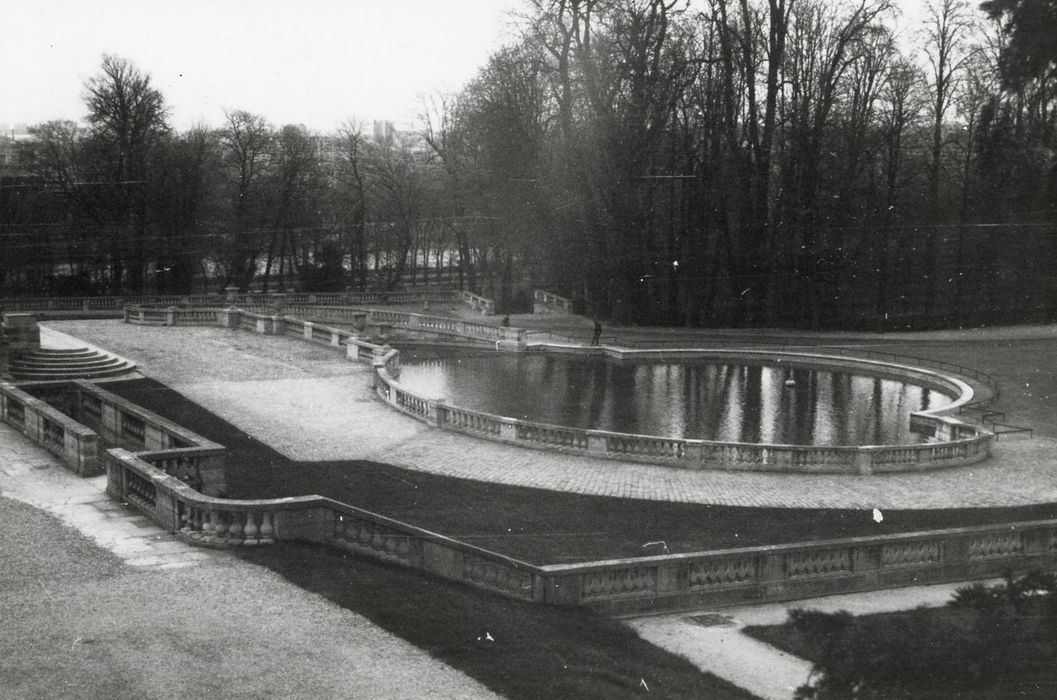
[540,521,1057,615]
[106,448,544,602]
[533,289,573,314]
[8,380,226,494]
[104,444,1057,615]
[372,346,993,475]
[462,290,496,315]
[126,304,524,347]
[0,381,99,475]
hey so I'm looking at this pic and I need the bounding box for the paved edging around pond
[42,321,1057,509]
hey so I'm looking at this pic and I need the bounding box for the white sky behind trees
[4,0,936,134]
[2,0,523,131]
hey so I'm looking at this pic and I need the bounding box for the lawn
[93,377,1057,565]
[236,542,756,700]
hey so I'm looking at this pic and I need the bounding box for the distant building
[0,127,36,176]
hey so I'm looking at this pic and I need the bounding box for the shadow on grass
[236,542,755,700]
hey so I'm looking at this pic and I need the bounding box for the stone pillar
[2,313,41,359]
[587,433,607,455]
[854,449,874,475]
[224,285,239,306]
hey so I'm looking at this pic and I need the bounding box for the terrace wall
[105,444,1057,615]
[3,379,225,494]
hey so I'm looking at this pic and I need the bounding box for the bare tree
[83,54,170,292]
[219,110,271,290]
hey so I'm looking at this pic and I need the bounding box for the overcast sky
[1,0,524,132]
[3,0,935,134]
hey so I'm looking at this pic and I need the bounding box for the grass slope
[237,543,756,700]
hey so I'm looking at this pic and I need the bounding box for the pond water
[397,351,953,446]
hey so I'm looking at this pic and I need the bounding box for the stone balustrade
[103,445,1057,614]
[122,302,992,474]
[533,289,573,314]
[0,381,100,475]
[539,522,1057,614]
[12,380,227,495]
[461,290,496,315]
[106,448,543,601]
[5,290,467,312]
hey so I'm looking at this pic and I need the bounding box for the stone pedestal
[2,313,41,360]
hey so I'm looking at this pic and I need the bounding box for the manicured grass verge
[235,542,756,700]
[89,378,1057,565]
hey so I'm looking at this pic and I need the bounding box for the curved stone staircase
[9,347,137,381]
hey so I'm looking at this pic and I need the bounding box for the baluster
[357,521,372,546]
[227,514,244,543]
[214,511,229,541]
[243,513,259,544]
[259,512,274,543]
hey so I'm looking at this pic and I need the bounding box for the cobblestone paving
[47,320,1057,509]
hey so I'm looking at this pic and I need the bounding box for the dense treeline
[1,58,460,298]
[433,0,1057,328]
[2,0,1055,330]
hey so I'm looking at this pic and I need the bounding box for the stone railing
[122,303,991,474]
[4,288,478,316]
[106,448,543,602]
[462,290,496,315]
[371,349,993,474]
[103,445,1057,614]
[12,380,226,494]
[539,520,1057,615]
[126,304,526,347]
[0,381,100,476]
[533,289,573,314]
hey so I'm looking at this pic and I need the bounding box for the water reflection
[398,352,952,446]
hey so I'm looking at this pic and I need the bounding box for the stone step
[10,362,136,380]
[14,354,119,367]
[12,363,127,376]
[20,347,98,358]
[9,344,136,381]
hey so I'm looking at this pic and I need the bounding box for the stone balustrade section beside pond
[122,302,994,474]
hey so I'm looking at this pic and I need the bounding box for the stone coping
[376,344,993,473]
